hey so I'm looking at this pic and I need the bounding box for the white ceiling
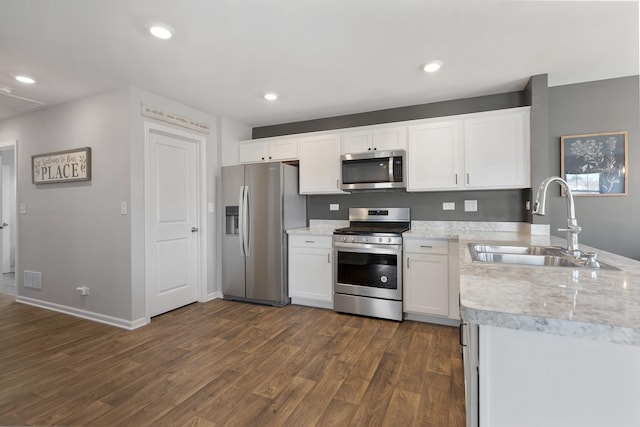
[0,0,638,128]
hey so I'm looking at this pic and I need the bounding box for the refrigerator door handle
[238,185,245,256]
[243,185,250,256]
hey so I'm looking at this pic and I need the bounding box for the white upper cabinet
[298,134,347,194]
[408,107,530,191]
[408,120,463,191]
[463,109,530,189]
[238,137,298,163]
[341,126,407,154]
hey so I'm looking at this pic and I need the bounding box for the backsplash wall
[307,189,527,221]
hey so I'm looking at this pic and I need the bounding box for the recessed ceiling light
[15,75,36,84]
[264,93,278,101]
[423,61,443,73]
[149,24,173,40]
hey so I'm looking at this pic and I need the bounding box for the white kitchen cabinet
[463,108,529,189]
[298,134,347,194]
[407,107,530,191]
[341,126,407,154]
[403,238,449,317]
[238,137,298,163]
[288,234,333,309]
[408,120,463,191]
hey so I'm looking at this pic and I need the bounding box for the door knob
[191,227,199,232]
[1,222,7,227]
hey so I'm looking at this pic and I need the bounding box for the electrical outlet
[208,202,215,213]
[76,286,90,296]
[442,202,455,211]
[330,203,339,211]
[464,200,478,212]
[20,203,26,214]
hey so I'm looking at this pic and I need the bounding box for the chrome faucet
[532,176,582,257]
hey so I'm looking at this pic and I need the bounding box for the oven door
[334,241,402,301]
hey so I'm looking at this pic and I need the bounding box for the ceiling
[0,0,638,128]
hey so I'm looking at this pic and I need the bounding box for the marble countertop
[456,231,640,346]
[289,220,640,345]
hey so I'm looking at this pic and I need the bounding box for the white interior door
[147,128,200,317]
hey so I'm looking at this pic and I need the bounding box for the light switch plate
[330,203,339,211]
[120,202,128,215]
[208,202,215,213]
[464,200,478,212]
[19,203,26,214]
[443,202,455,211]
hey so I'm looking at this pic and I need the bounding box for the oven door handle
[333,242,402,255]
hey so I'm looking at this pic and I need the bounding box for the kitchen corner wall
[547,76,640,260]
[254,91,529,222]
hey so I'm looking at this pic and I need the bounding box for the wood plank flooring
[0,294,465,426]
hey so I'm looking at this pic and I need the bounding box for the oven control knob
[341,237,346,242]
[387,237,392,243]
[378,237,383,243]
[363,237,368,242]
[380,276,388,283]
[350,237,355,242]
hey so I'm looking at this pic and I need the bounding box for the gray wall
[547,76,640,260]
[255,91,529,222]
[309,190,526,221]
[0,87,133,319]
[0,86,219,323]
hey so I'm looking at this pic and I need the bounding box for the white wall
[220,117,252,167]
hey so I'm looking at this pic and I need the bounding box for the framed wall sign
[561,131,628,196]
[32,147,91,184]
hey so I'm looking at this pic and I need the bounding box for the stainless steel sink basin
[468,243,620,270]
[470,244,564,256]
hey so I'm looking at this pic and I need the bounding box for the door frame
[143,122,208,322]
[0,140,17,288]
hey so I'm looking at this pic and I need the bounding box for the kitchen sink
[468,243,620,270]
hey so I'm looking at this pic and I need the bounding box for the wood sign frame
[560,131,628,196]
[32,147,91,184]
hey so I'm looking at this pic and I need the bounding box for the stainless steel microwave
[341,150,406,191]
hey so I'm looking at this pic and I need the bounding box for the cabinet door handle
[336,179,340,189]
[460,323,467,347]
[305,240,315,244]
[466,173,470,184]
[327,253,331,264]
[420,245,433,249]
[455,173,458,185]
[407,257,410,268]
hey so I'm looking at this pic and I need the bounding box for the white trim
[16,296,148,330]
[207,291,223,301]
[0,140,17,290]
[291,297,333,310]
[404,312,461,326]
[143,122,208,323]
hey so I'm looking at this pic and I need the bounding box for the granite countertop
[454,230,640,346]
[291,219,640,345]
[287,219,348,236]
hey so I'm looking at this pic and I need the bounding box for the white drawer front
[404,238,449,254]
[289,234,332,249]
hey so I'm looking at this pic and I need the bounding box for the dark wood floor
[0,294,465,426]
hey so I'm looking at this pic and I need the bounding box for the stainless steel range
[333,207,410,321]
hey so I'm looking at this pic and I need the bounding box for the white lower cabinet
[403,237,459,323]
[288,234,333,309]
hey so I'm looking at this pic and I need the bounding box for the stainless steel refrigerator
[221,162,306,306]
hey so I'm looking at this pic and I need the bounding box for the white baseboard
[290,296,333,310]
[15,296,149,330]
[404,311,461,326]
[205,291,223,301]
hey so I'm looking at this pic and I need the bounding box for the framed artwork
[32,147,91,184]
[560,131,627,196]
